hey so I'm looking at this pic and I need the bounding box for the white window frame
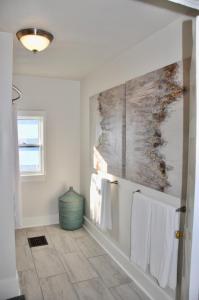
[17,110,46,181]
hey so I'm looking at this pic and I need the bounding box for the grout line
[71,276,100,285]
[38,271,68,281]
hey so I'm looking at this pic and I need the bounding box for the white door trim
[188,16,199,300]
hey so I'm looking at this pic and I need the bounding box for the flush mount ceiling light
[16,28,54,53]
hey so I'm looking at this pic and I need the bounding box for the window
[17,112,45,177]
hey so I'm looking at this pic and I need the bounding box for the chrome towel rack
[131,189,186,240]
[110,180,118,185]
[132,189,141,194]
[132,189,185,213]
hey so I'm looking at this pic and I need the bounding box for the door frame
[168,2,199,299]
[187,16,199,300]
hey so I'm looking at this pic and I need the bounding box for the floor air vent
[28,235,48,248]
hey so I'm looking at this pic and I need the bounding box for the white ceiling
[0,0,188,80]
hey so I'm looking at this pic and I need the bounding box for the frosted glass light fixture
[16,28,54,53]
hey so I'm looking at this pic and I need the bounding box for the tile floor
[15,225,150,300]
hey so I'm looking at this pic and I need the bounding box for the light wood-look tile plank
[74,278,115,300]
[16,245,35,271]
[19,269,43,300]
[40,273,78,300]
[32,247,65,278]
[60,252,98,283]
[26,226,48,238]
[45,225,68,236]
[71,227,89,239]
[15,229,28,247]
[50,234,79,254]
[77,236,105,258]
[89,255,131,288]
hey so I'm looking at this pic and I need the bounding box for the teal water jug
[59,186,84,230]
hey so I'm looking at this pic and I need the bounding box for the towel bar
[132,189,141,194]
[12,85,22,102]
[176,206,186,213]
[132,190,185,213]
[110,180,118,184]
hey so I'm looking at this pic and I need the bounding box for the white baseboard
[22,214,59,228]
[83,216,173,300]
[0,273,20,300]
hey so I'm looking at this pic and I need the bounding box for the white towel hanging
[168,213,180,289]
[90,174,112,231]
[130,191,180,289]
[90,173,101,225]
[130,192,151,272]
[149,201,177,288]
[99,178,112,231]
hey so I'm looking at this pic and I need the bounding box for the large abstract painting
[90,62,185,197]
[90,84,125,178]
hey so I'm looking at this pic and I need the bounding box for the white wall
[80,16,192,214]
[80,17,192,300]
[13,75,80,227]
[0,33,20,299]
